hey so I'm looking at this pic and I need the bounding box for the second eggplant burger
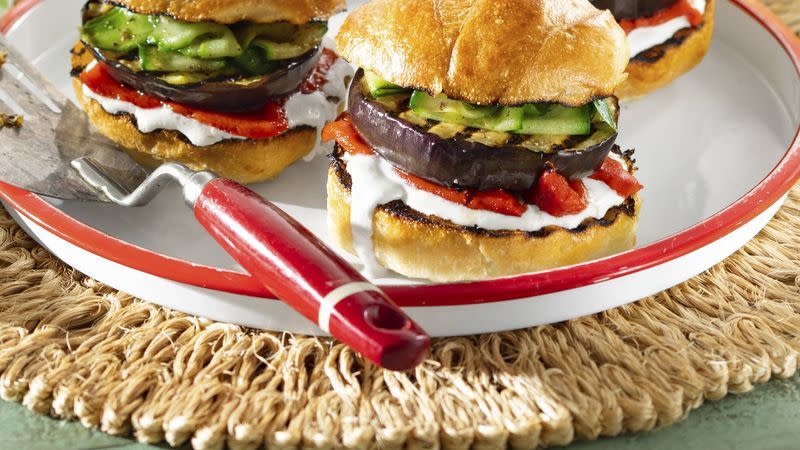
[72,0,352,183]
[324,0,644,281]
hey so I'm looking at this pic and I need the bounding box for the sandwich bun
[616,0,715,99]
[71,42,317,184]
[327,152,640,282]
[335,0,630,107]
[110,0,345,25]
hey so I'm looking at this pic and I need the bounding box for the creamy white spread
[627,0,707,57]
[342,153,626,277]
[82,82,244,146]
[82,50,353,150]
[285,57,353,161]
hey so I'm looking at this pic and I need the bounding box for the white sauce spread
[82,82,244,146]
[285,56,353,160]
[343,153,626,277]
[626,0,707,57]
[82,50,353,151]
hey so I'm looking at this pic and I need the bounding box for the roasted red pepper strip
[396,171,473,206]
[467,190,527,217]
[569,179,588,200]
[321,115,375,156]
[528,169,589,217]
[589,158,644,197]
[619,0,704,34]
[169,102,288,140]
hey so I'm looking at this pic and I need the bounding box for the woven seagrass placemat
[0,2,798,448]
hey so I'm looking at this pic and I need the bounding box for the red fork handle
[193,178,430,371]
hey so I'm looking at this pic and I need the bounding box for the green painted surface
[0,375,798,449]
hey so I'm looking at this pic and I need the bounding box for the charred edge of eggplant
[330,144,637,240]
[631,22,701,63]
[347,70,617,192]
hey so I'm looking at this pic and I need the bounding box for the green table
[1,374,798,450]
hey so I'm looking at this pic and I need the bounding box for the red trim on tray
[0,0,39,33]
[1,0,799,307]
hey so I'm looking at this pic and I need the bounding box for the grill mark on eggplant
[631,24,699,62]
[504,134,528,146]
[331,144,637,239]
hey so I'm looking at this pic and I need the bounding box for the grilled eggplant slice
[347,70,618,191]
[88,45,320,112]
[590,0,677,20]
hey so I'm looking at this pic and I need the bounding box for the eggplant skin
[590,0,677,20]
[347,71,616,192]
[86,44,321,112]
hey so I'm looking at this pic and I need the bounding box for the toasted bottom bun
[71,43,316,184]
[327,156,641,282]
[616,0,715,100]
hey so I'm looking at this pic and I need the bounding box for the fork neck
[181,171,219,208]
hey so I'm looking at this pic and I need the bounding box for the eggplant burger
[592,0,714,99]
[72,0,353,183]
[323,0,644,282]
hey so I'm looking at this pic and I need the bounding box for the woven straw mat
[0,1,799,448]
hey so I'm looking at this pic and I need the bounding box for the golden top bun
[336,0,629,106]
[114,0,345,24]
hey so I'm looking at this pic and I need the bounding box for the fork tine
[0,38,65,122]
[2,62,62,114]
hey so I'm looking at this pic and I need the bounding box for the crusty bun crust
[336,0,629,107]
[112,0,345,24]
[71,43,316,184]
[327,155,640,282]
[616,0,715,99]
